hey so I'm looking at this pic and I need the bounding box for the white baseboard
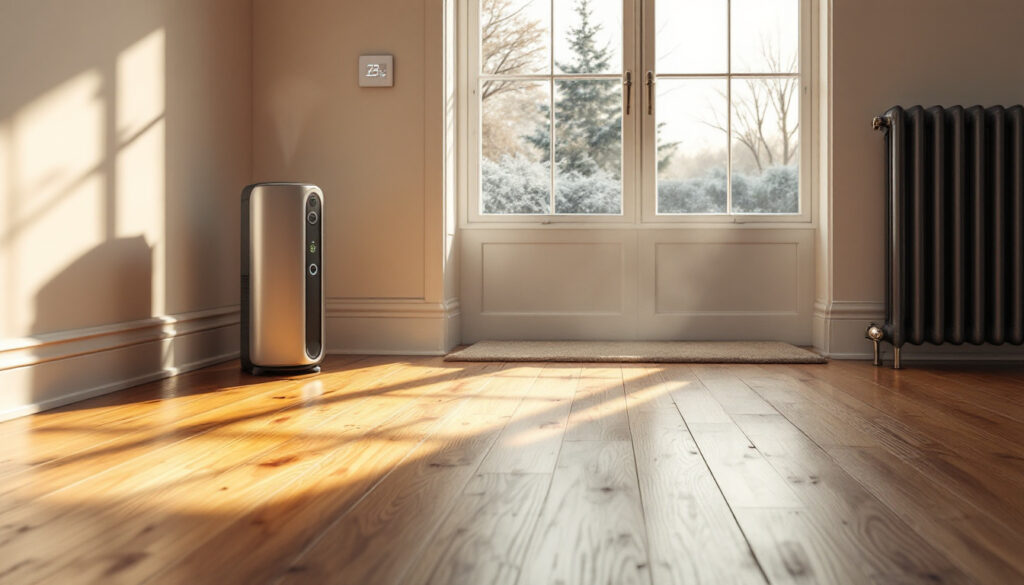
[812,300,882,359]
[0,306,240,422]
[325,298,461,355]
[814,300,1024,361]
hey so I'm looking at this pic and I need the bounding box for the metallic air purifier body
[241,183,324,374]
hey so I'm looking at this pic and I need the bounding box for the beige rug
[445,340,825,364]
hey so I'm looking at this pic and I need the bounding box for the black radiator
[867,105,1024,368]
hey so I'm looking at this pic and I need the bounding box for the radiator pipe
[872,115,890,131]
[894,346,902,369]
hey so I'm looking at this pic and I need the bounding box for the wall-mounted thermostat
[359,55,393,87]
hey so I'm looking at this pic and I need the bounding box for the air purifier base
[245,365,321,376]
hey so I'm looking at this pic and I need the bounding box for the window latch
[646,71,654,115]
[623,71,632,115]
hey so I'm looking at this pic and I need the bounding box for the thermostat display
[359,55,394,87]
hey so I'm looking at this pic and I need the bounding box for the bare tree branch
[481,0,546,101]
[703,36,798,172]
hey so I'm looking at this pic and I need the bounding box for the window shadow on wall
[0,0,250,415]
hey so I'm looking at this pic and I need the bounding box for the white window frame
[459,0,814,226]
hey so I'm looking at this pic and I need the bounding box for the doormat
[445,340,826,364]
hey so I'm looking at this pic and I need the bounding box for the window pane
[656,79,728,214]
[730,77,799,213]
[554,0,621,74]
[731,0,798,74]
[656,0,727,74]
[481,81,551,214]
[480,0,551,75]
[554,79,622,214]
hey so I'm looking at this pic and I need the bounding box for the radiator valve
[866,324,885,366]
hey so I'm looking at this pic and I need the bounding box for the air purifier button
[308,263,318,276]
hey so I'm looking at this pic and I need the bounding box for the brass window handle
[646,71,654,115]
[624,71,632,115]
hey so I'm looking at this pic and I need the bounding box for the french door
[460,0,814,343]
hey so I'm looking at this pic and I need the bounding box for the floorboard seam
[686,367,773,585]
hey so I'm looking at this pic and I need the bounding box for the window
[649,0,799,216]
[468,0,803,220]
[476,0,630,216]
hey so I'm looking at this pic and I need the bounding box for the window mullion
[548,0,555,215]
[549,78,556,215]
[726,0,732,215]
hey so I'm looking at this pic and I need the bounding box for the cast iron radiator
[866,105,1024,368]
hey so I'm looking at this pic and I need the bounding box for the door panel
[461,228,813,343]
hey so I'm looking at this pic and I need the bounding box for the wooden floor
[0,357,1022,585]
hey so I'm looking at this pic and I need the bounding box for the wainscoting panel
[638,229,814,343]
[654,242,798,314]
[461,227,814,344]
[482,242,623,314]
[462,229,639,342]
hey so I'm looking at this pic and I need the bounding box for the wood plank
[403,473,550,585]
[149,364,544,581]
[915,365,1024,410]
[733,508,873,585]
[689,365,778,416]
[664,366,732,424]
[621,365,676,411]
[478,364,579,474]
[0,357,406,515]
[824,361,1024,456]
[729,366,882,450]
[564,367,630,441]
[264,365,543,585]
[627,407,766,585]
[686,422,803,509]
[517,440,651,585]
[2,359,1023,585]
[0,358,471,585]
[772,364,1024,533]
[733,414,973,585]
[829,445,1024,585]
[0,355,378,485]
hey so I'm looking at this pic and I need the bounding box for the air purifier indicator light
[309,241,317,254]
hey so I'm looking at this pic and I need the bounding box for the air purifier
[241,182,324,374]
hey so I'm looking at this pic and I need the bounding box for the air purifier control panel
[305,192,323,359]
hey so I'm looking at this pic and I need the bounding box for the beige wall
[0,0,251,417]
[831,0,1024,302]
[252,0,456,353]
[0,0,251,336]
